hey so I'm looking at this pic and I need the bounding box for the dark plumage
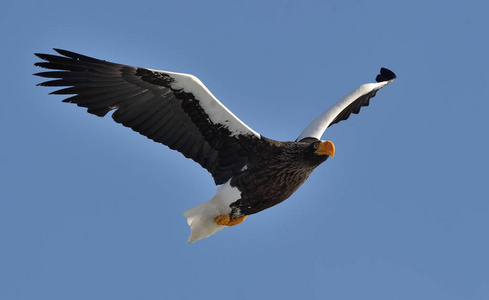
[34,49,255,185]
[34,49,395,242]
[230,138,330,217]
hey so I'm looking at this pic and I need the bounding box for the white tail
[183,180,242,243]
[183,197,226,243]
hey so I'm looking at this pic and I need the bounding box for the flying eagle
[34,49,396,242]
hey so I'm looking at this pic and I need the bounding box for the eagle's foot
[214,215,247,226]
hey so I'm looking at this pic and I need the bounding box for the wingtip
[53,48,72,57]
[34,48,63,59]
[376,67,396,83]
[33,52,48,61]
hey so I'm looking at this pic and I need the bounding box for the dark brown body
[229,137,329,217]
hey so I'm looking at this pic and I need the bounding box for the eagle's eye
[313,143,319,150]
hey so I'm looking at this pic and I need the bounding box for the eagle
[34,49,396,242]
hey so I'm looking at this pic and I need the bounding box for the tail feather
[183,180,241,243]
[183,198,226,243]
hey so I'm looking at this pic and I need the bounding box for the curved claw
[214,214,247,226]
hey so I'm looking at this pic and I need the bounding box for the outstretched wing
[34,49,261,185]
[296,68,396,141]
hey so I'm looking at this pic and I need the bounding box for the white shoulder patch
[297,80,391,141]
[154,69,260,138]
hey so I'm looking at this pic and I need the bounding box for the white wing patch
[156,70,260,138]
[297,81,391,141]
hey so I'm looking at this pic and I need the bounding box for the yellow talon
[214,215,247,226]
[227,215,247,226]
[214,214,231,225]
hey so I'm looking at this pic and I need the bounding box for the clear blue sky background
[1,1,488,299]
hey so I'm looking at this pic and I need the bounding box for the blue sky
[1,0,489,299]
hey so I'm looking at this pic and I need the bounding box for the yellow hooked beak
[315,140,335,157]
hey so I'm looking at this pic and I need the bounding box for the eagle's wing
[296,68,396,142]
[35,49,261,185]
